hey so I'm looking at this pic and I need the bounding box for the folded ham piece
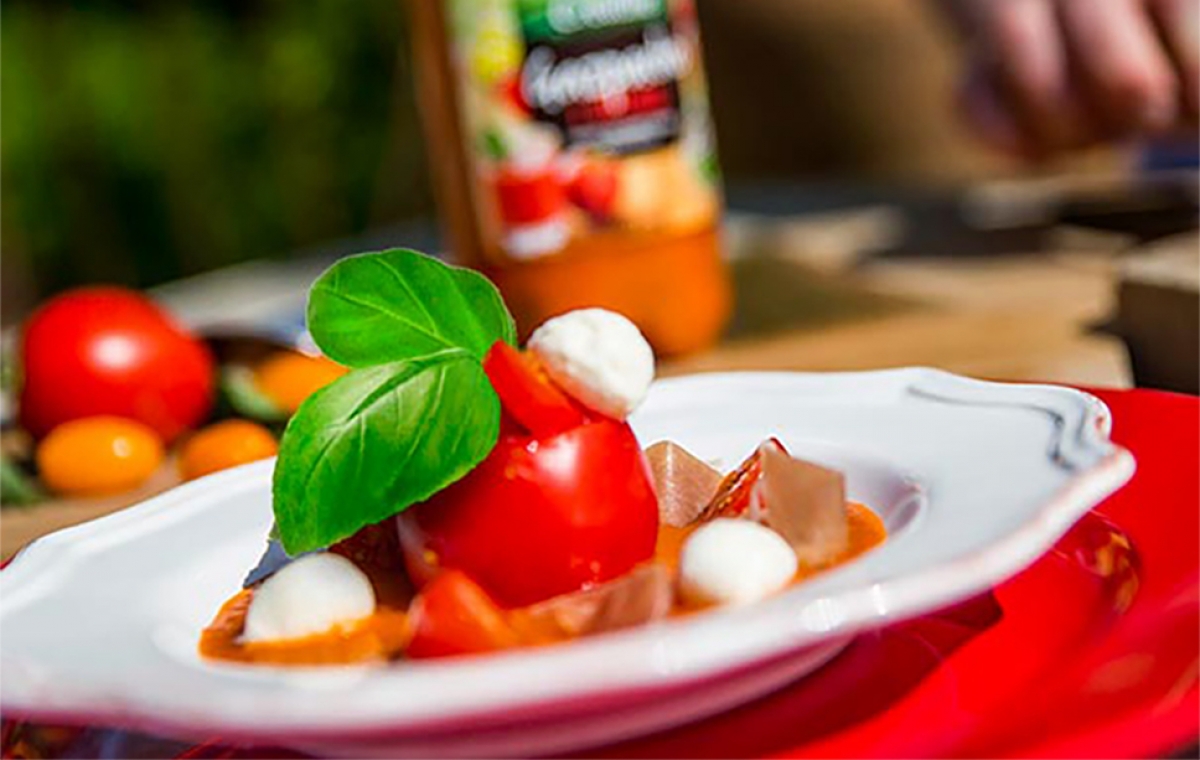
[645,441,723,527]
[646,437,850,568]
[757,445,849,566]
[525,564,673,637]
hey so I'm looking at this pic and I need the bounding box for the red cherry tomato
[397,417,660,608]
[18,287,215,442]
[482,342,585,437]
[407,571,520,659]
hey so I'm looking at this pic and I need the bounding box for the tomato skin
[482,342,585,437]
[36,416,165,497]
[406,571,520,659]
[254,351,347,414]
[178,420,278,481]
[397,418,659,608]
[19,288,215,442]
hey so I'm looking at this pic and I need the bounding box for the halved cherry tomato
[397,417,659,608]
[406,571,520,659]
[482,342,585,437]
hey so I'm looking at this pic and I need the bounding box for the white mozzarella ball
[527,308,655,419]
[679,519,798,606]
[242,553,376,643]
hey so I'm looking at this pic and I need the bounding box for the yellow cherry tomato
[179,420,278,481]
[254,351,347,414]
[36,416,165,497]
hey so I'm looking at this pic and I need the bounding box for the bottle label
[448,0,721,263]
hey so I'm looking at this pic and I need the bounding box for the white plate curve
[0,368,1135,757]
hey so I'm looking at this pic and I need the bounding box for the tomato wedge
[406,571,521,659]
[482,341,586,436]
[699,437,788,520]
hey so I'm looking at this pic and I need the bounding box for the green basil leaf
[272,349,499,555]
[307,248,516,368]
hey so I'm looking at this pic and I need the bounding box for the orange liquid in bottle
[410,0,731,356]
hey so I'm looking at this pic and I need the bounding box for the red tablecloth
[3,388,1197,759]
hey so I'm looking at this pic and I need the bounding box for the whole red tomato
[398,419,659,608]
[19,287,215,442]
[397,342,659,608]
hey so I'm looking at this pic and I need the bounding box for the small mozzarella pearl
[528,308,655,420]
[679,519,798,606]
[242,553,376,643]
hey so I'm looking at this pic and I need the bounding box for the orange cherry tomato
[179,420,278,481]
[254,352,347,414]
[36,416,165,497]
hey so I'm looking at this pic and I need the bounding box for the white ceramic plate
[0,369,1134,758]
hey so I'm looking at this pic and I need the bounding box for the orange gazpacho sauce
[199,590,410,666]
[199,568,413,666]
[200,503,887,666]
[655,501,887,580]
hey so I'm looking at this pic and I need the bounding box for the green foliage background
[2,0,433,300]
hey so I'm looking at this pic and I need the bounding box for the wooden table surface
[0,217,1137,560]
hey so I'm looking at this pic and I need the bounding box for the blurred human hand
[939,0,1198,158]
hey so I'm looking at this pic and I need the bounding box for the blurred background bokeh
[1,0,1196,566]
[2,0,423,318]
[2,0,1128,321]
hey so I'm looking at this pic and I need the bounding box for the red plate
[3,388,1196,759]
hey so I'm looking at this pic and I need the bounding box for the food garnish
[272,248,516,555]
[406,571,521,659]
[525,564,673,637]
[758,445,850,566]
[395,411,659,607]
[200,248,887,665]
[242,553,376,643]
[526,308,655,420]
[699,439,786,522]
[645,441,723,528]
[678,519,799,606]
